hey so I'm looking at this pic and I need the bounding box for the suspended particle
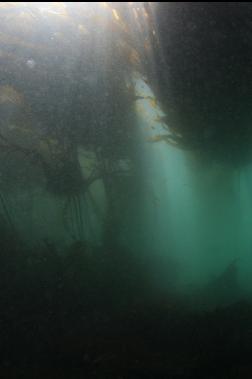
[112,9,120,21]
[26,58,36,69]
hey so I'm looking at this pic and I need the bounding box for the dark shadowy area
[150,2,252,166]
[0,228,251,379]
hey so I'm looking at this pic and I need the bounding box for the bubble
[26,59,36,69]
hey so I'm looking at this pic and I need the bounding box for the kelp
[0,3,145,249]
[0,2,140,193]
[7,0,250,169]
[63,194,87,241]
[140,3,252,166]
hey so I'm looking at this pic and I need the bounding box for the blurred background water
[1,2,252,377]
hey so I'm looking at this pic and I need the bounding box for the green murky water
[0,3,252,377]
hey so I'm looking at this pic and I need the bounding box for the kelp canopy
[144,3,252,166]
[0,1,252,201]
[0,2,142,196]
